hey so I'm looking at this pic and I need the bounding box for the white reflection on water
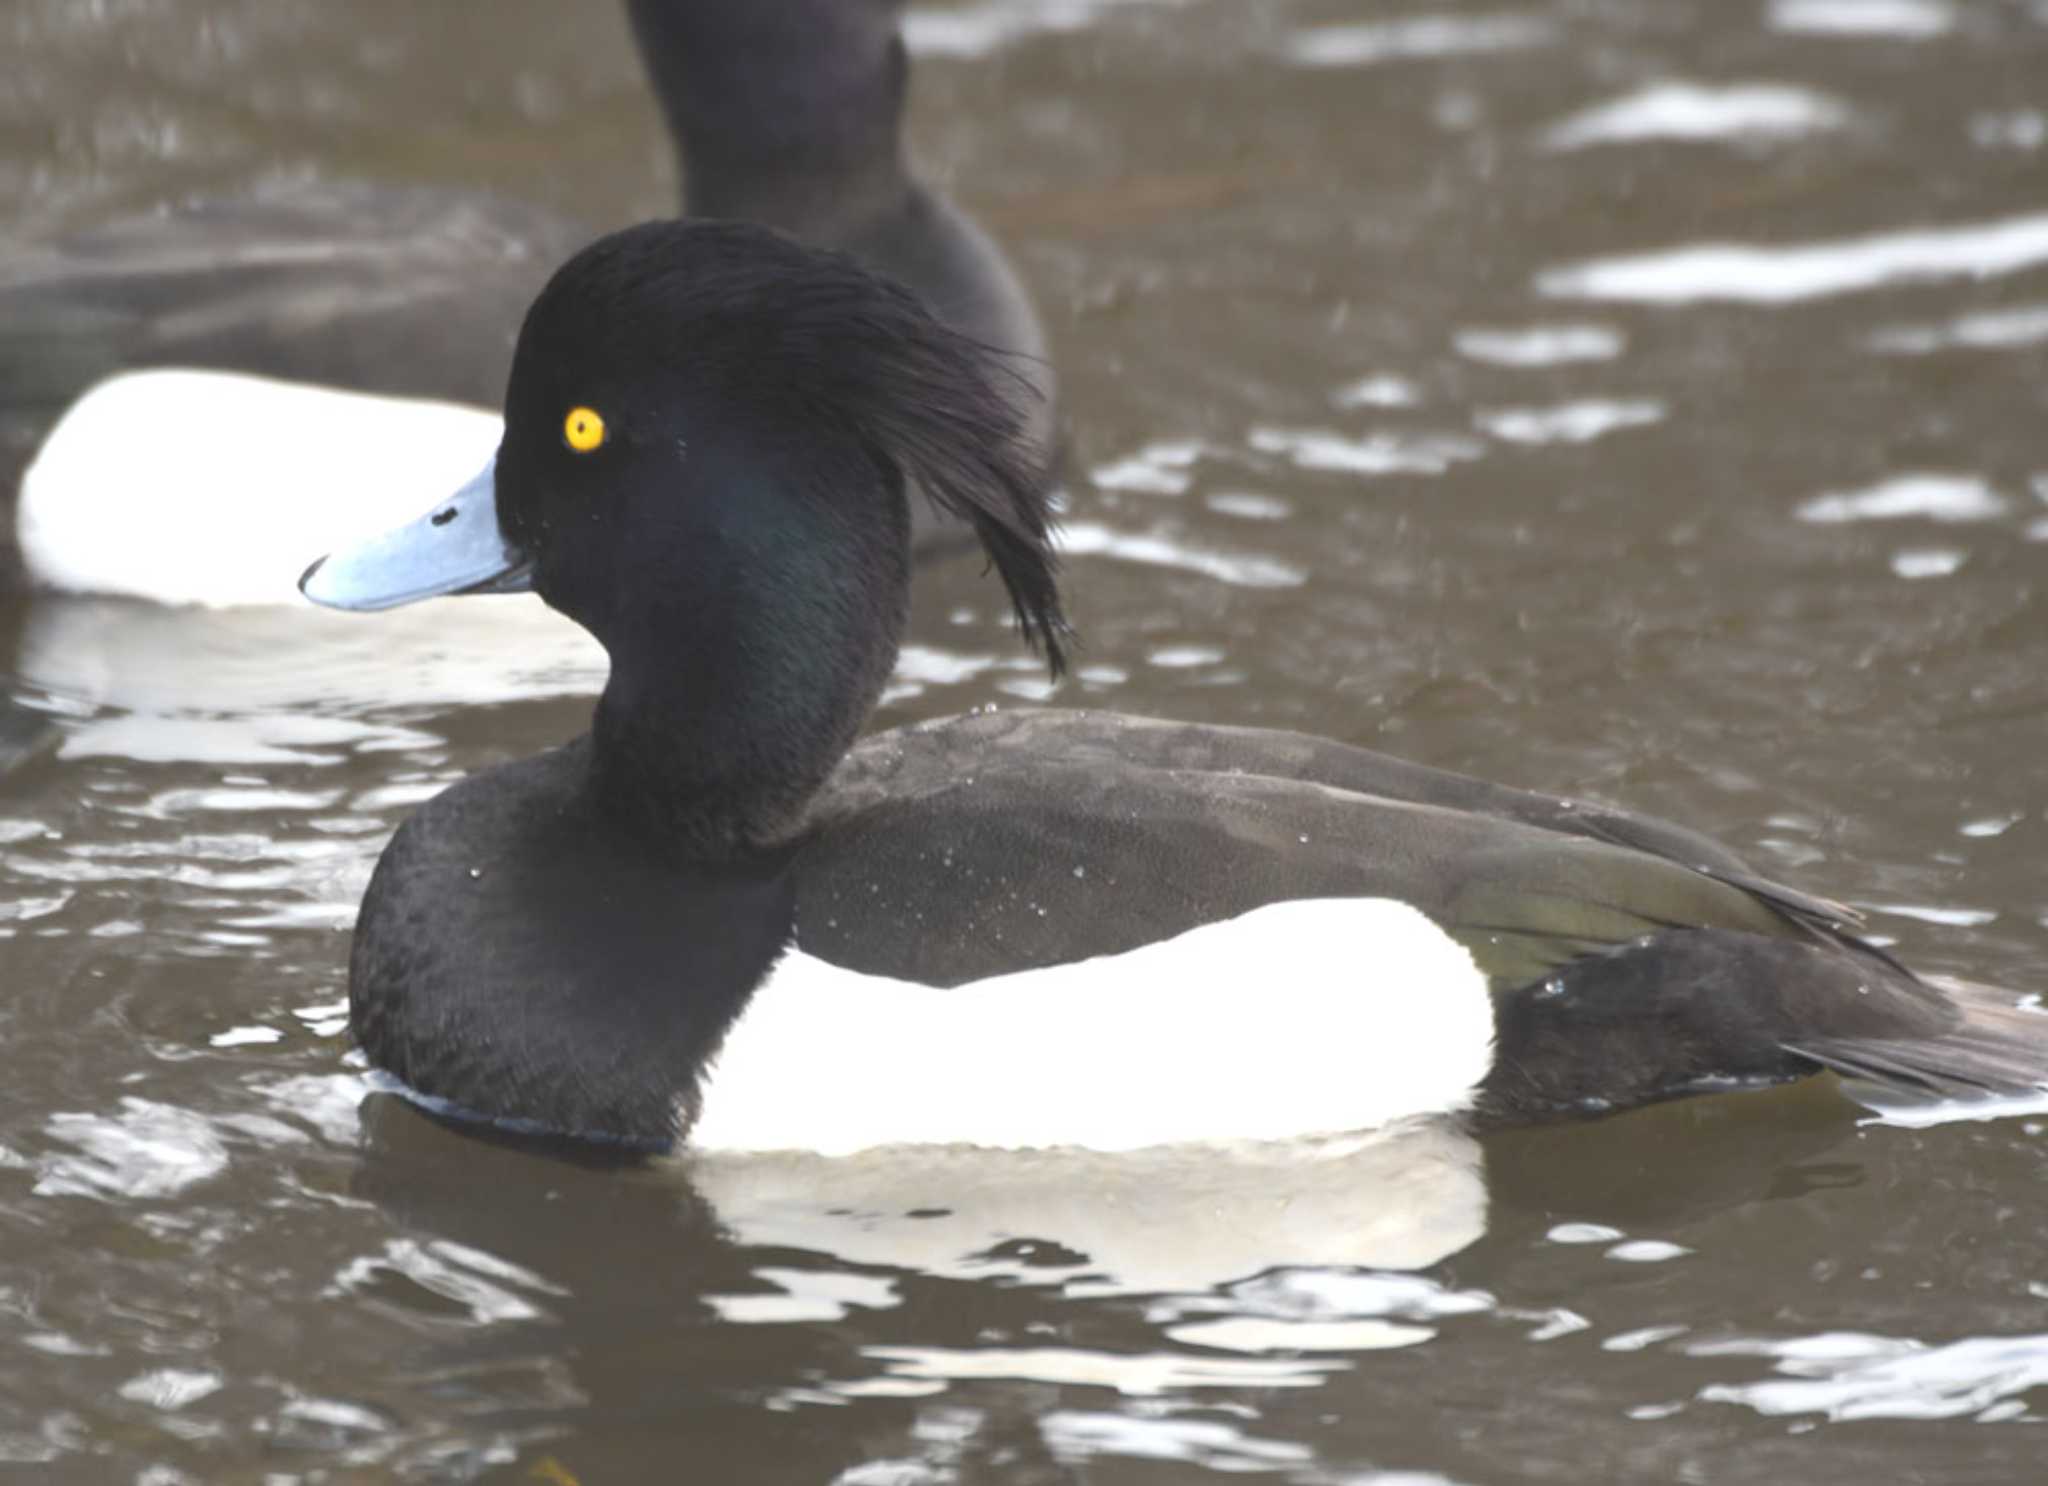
[327,1238,566,1325]
[1539,212,2048,304]
[704,1267,900,1325]
[1794,473,2008,524]
[859,1344,1338,1395]
[1970,110,2048,151]
[1607,1239,1692,1263]
[1282,12,1553,67]
[36,1098,229,1200]
[1889,547,1966,579]
[1040,1411,1314,1470]
[904,0,1189,57]
[57,713,439,768]
[255,1070,377,1145]
[1330,373,1420,409]
[15,592,604,722]
[1159,1267,1495,1358]
[1767,0,1955,37]
[1866,302,2048,354]
[1959,814,2022,839]
[116,1369,223,1411]
[1059,520,1307,588]
[1695,1331,2048,1421]
[210,1025,284,1048]
[1166,1315,1435,1351]
[17,593,1066,754]
[1250,426,1485,476]
[1864,902,1999,926]
[1453,324,1623,366]
[879,643,1044,705]
[1090,438,1204,496]
[1205,491,1293,521]
[1542,82,1850,150]
[1476,399,1664,445]
[5,823,369,962]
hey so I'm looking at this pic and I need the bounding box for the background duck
[4,0,1053,600]
[304,218,2048,1154]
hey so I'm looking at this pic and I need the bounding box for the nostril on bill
[431,507,458,527]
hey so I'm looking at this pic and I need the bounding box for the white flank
[687,897,1494,1155]
[19,369,502,606]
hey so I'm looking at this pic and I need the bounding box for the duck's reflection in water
[687,1119,1486,1296]
[347,1095,1490,1477]
[336,1077,1911,1479]
[13,590,604,730]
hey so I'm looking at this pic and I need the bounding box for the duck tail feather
[1787,977,2048,1105]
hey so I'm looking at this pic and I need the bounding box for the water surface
[2,0,2046,1479]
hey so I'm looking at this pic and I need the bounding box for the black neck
[626,0,911,235]
[587,661,837,858]
[578,510,912,859]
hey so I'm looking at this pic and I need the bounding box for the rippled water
[3,0,2047,1479]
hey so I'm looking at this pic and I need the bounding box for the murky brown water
[4,0,2048,1479]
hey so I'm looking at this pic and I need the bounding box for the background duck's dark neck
[626,0,911,236]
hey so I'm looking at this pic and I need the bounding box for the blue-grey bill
[298,456,534,611]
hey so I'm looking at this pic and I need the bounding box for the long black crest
[541,220,1072,676]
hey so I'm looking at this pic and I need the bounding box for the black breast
[350,741,796,1148]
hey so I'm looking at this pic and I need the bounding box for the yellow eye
[563,406,607,453]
